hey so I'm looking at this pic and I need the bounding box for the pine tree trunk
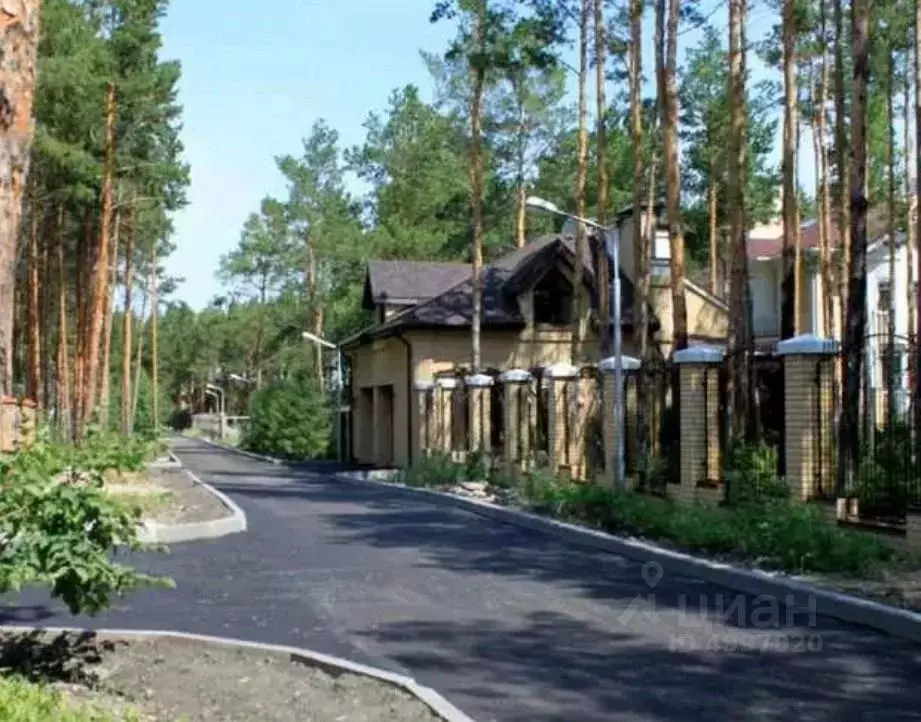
[514,79,527,249]
[781,0,799,340]
[815,18,833,338]
[26,205,40,401]
[838,0,870,497]
[0,0,42,396]
[72,212,91,435]
[915,0,921,421]
[515,180,526,249]
[40,213,51,408]
[728,0,752,439]
[886,53,897,429]
[660,0,687,351]
[630,0,649,461]
[150,245,159,430]
[905,58,915,349]
[468,0,486,372]
[595,0,610,355]
[84,82,117,427]
[572,0,590,361]
[708,172,718,295]
[835,0,851,339]
[305,240,322,393]
[99,203,121,428]
[55,206,71,439]
[121,201,135,434]
[130,287,148,434]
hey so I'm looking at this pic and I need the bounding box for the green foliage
[723,441,790,505]
[0,675,141,722]
[242,380,331,460]
[399,456,896,575]
[0,433,170,616]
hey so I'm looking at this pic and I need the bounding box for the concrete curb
[335,470,921,645]
[149,449,183,470]
[136,467,247,544]
[0,626,475,722]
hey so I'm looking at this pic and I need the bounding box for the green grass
[0,675,141,722]
[400,454,901,576]
[108,491,174,518]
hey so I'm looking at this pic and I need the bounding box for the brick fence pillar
[414,381,435,457]
[674,346,725,503]
[434,376,459,455]
[545,363,579,475]
[465,373,494,455]
[777,334,839,502]
[598,355,642,487]
[499,369,533,471]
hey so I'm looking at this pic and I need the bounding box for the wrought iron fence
[848,334,921,524]
[626,358,676,496]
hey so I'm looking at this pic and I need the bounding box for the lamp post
[302,331,344,463]
[206,383,225,440]
[204,389,221,440]
[526,195,625,489]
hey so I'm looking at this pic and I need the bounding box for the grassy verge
[397,453,904,577]
[107,490,174,518]
[0,675,141,722]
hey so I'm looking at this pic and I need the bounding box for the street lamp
[526,195,626,490]
[302,331,345,463]
[206,383,225,440]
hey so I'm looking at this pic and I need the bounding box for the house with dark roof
[342,214,730,468]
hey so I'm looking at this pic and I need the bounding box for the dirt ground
[807,568,921,613]
[0,631,442,722]
[106,468,231,526]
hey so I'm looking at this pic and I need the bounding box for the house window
[533,269,573,325]
[878,282,891,311]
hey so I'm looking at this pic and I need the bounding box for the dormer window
[533,269,573,325]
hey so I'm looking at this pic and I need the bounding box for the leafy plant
[0,435,171,616]
[723,441,789,505]
[242,379,331,460]
[0,675,142,722]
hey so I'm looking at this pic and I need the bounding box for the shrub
[0,675,141,721]
[397,452,468,487]
[0,434,170,615]
[242,379,330,460]
[723,441,789,505]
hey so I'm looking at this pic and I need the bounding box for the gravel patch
[107,468,231,526]
[0,631,441,722]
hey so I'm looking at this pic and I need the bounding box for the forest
[0,0,914,462]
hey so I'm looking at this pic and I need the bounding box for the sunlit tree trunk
[150,244,159,429]
[886,52,897,428]
[84,82,117,427]
[55,207,71,439]
[815,14,834,337]
[130,285,148,434]
[0,0,42,395]
[835,0,851,338]
[99,202,121,428]
[657,0,688,352]
[467,2,487,372]
[121,200,136,434]
[781,0,799,340]
[26,204,41,401]
[905,59,915,348]
[572,0,591,360]
[594,0,610,355]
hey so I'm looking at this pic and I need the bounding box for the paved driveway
[4,438,921,721]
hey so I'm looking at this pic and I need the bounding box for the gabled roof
[748,206,890,260]
[362,260,470,309]
[345,232,661,347]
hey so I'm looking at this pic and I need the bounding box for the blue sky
[160,0,792,309]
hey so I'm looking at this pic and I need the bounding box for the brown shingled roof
[747,206,889,260]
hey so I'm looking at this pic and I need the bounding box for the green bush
[242,379,330,460]
[0,675,141,722]
[723,441,789,505]
[0,433,170,615]
[399,454,896,576]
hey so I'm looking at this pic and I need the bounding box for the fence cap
[544,362,580,379]
[498,369,533,383]
[776,334,840,356]
[414,380,435,391]
[673,345,725,365]
[598,355,642,373]
[435,376,460,389]
[465,373,495,387]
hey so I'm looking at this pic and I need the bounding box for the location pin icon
[641,561,664,589]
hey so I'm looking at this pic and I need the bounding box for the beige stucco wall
[649,282,729,356]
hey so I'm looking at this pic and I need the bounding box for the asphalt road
[4,437,921,721]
